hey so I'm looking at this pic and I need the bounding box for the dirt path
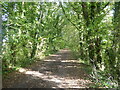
[3,49,94,88]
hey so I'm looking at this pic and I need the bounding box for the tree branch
[60,2,80,31]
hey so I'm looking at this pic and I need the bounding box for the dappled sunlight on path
[18,68,91,88]
[3,49,93,88]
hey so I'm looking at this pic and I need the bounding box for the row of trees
[2,2,65,69]
[61,2,120,87]
[1,2,120,88]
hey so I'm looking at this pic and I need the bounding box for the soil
[3,49,94,88]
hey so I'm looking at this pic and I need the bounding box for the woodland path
[3,49,94,88]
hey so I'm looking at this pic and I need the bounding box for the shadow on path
[3,49,94,88]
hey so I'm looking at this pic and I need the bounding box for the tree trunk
[0,4,2,89]
[113,2,120,87]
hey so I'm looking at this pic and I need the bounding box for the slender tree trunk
[113,2,120,87]
[0,4,2,89]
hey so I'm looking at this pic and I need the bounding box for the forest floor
[3,49,94,88]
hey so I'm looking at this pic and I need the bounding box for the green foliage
[1,2,119,88]
[91,70,118,88]
[2,2,65,73]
